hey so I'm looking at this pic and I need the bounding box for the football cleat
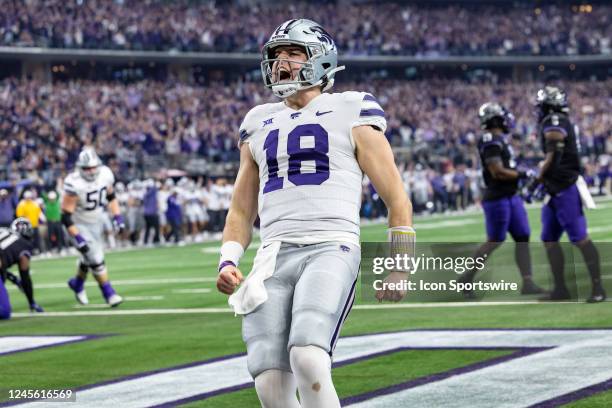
[29,303,44,313]
[520,280,547,295]
[539,287,571,301]
[457,272,476,299]
[68,278,89,305]
[106,294,123,308]
[586,286,607,304]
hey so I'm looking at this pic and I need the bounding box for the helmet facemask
[261,42,326,98]
[79,166,100,182]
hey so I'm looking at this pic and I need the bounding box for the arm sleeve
[351,93,387,133]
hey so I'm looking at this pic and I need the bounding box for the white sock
[290,345,340,408]
[254,369,301,408]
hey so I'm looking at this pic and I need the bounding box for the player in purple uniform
[535,86,605,303]
[459,103,544,297]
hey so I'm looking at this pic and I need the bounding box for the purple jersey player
[458,103,544,297]
[535,86,605,303]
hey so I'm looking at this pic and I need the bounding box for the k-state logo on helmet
[310,26,334,47]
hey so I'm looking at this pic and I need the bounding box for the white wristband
[219,241,244,268]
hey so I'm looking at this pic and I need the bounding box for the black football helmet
[478,102,513,132]
[10,217,34,240]
[536,86,569,118]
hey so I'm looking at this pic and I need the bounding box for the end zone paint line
[10,301,596,318]
[0,335,103,357]
[5,330,612,408]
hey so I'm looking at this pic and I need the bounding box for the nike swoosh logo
[316,110,333,116]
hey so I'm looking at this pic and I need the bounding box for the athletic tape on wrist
[388,226,416,271]
[219,241,244,270]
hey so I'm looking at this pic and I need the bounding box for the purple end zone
[0,334,107,357]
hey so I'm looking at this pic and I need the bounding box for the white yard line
[11,301,594,318]
[172,288,212,294]
[7,277,216,291]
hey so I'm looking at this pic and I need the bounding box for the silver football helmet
[76,147,102,182]
[536,86,569,114]
[261,19,345,98]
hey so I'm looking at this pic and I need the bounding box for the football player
[0,217,44,319]
[215,19,413,408]
[62,147,125,307]
[459,103,544,297]
[535,86,605,303]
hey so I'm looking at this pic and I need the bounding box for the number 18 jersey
[239,91,386,246]
[63,166,115,225]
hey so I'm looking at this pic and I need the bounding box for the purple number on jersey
[263,124,330,194]
[287,124,330,186]
[263,129,283,193]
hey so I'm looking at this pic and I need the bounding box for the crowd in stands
[1,0,610,56]
[2,76,610,186]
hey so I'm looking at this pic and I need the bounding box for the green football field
[1,201,612,407]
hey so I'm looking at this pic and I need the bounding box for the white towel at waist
[228,241,281,315]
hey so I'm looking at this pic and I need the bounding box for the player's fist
[216,265,243,295]
[74,234,90,255]
[112,214,126,234]
[375,271,408,303]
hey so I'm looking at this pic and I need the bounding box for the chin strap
[272,65,346,99]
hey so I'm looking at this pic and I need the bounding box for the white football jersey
[240,91,386,246]
[63,166,115,225]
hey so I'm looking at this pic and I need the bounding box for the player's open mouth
[278,70,292,81]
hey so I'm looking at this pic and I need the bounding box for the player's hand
[112,214,126,234]
[375,271,408,302]
[216,265,244,295]
[74,234,90,255]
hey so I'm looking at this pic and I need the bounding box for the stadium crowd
[1,77,610,186]
[1,0,610,56]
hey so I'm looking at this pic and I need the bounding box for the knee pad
[77,261,89,274]
[245,335,291,378]
[89,261,106,276]
[289,345,331,381]
[254,370,298,408]
[513,235,530,243]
